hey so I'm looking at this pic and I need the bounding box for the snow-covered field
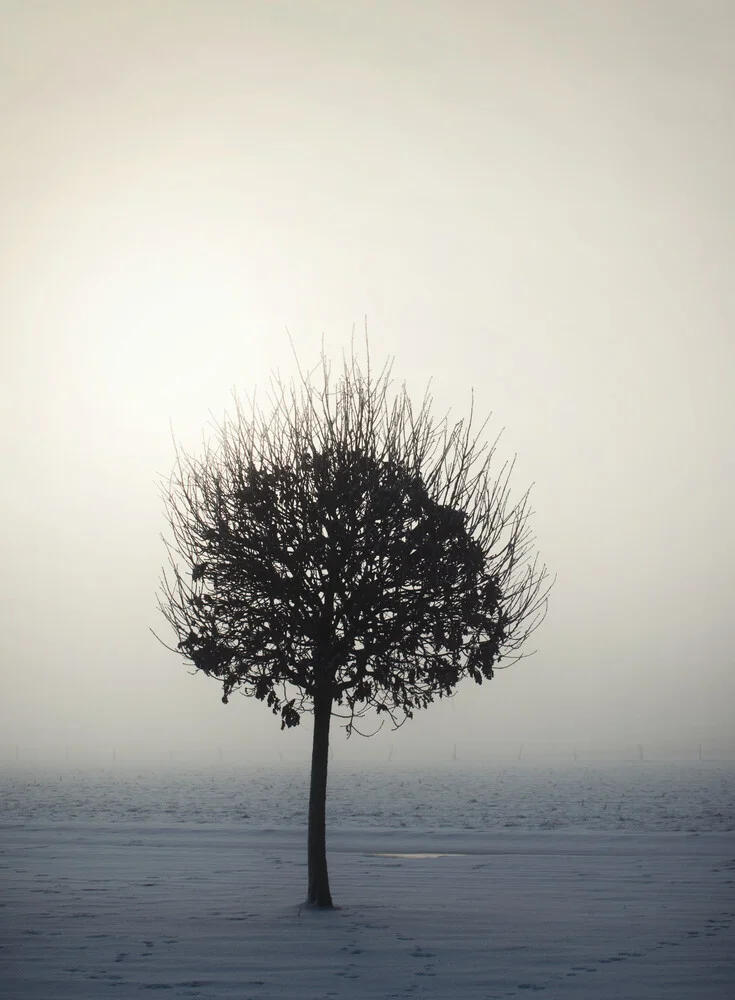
[3,760,734,831]
[2,762,734,998]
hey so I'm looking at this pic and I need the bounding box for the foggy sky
[2,0,733,764]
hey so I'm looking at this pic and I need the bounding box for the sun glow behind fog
[29,181,269,440]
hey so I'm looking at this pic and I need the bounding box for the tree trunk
[306,687,334,907]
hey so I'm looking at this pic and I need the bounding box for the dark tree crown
[158,349,549,732]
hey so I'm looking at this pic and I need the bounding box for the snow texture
[1,763,733,998]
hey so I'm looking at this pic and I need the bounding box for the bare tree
[157,346,550,907]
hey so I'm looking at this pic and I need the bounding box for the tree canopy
[157,346,550,905]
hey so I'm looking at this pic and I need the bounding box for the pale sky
[2,0,733,764]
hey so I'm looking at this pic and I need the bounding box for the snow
[3,761,733,832]
[2,763,734,998]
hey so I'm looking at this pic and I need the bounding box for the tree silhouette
[158,347,550,907]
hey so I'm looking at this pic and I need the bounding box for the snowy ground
[3,761,733,831]
[2,764,734,998]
